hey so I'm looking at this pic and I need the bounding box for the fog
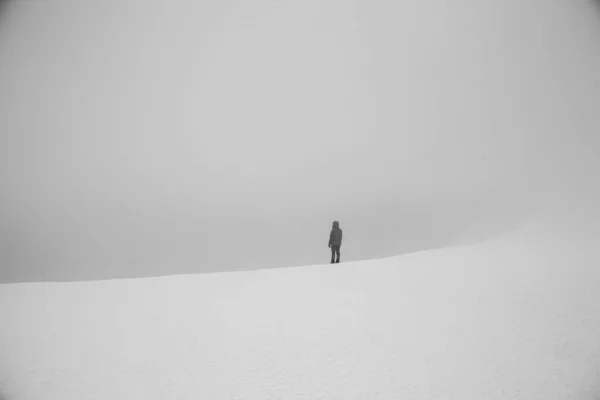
[1,0,600,282]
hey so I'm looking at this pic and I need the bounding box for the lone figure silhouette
[328,220,343,264]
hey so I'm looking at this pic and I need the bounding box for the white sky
[1,0,600,281]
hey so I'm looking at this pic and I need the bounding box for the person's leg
[335,246,340,263]
[330,246,335,263]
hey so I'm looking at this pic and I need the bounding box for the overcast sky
[1,0,600,282]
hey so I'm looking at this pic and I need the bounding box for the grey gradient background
[1,0,600,282]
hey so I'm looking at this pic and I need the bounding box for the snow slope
[1,208,600,400]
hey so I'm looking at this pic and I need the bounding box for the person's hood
[332,221,340,229]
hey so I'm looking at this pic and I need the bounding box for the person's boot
[336,259,340,263]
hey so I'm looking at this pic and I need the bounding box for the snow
[1,208,600,400]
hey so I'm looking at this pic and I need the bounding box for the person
[328,220,343,264]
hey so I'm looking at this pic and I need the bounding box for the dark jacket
[329,222,343,247]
